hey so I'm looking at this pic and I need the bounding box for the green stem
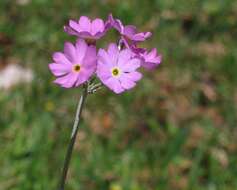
[58,85,88,190]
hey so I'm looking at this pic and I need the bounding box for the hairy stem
[88,82,103,94]
[58,85,88,190]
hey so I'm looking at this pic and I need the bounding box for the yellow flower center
[111,67,120,77]
[73,64,81,73]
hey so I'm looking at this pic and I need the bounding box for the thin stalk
[58,85,88,190]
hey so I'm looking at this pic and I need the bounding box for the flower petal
[64,25,80,36]
[104,77,124,94]
[49,63,71,77]
[75,39,88,63]
[146,48,157,59]
[119,74,136,90]
[124,71,142,82]
[107,43,119,64]
[98,48,116,68]
[119,58,141,72]
[91,18,104,35]
[132,32,152,41]
[69,20,81,32]
[96,60,112,81]
[142,61,161,70]
[109,14,123,33]
[141,48,162,70]
[117,49,132,66]
[52,52,71,65]
[82,45,97,69]
[124,25,137,37]
[54,73,78,88]
[74,70,91,87]
[79,16,91,32]
[64,42,77,63]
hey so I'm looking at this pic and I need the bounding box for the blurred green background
[0,0,237,189]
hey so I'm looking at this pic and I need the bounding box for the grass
[0,0,237,189]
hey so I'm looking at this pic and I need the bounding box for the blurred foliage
[0,0,237,189]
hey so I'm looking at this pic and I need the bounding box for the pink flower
[109,14,152,44]
[140,48,162,70]
[49,39,97,88]
[64,16,110,40]
[97,43,142,94]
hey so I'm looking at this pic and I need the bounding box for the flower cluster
[49,14,162,94]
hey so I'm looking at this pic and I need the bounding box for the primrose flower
[97,44,142,94]
[109,14,151,45]
[140,48,162,70]
[51,14,163,189]
[49,39,97,88]
[64,16,110,40]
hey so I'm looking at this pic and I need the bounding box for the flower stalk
[58,84,88,190]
